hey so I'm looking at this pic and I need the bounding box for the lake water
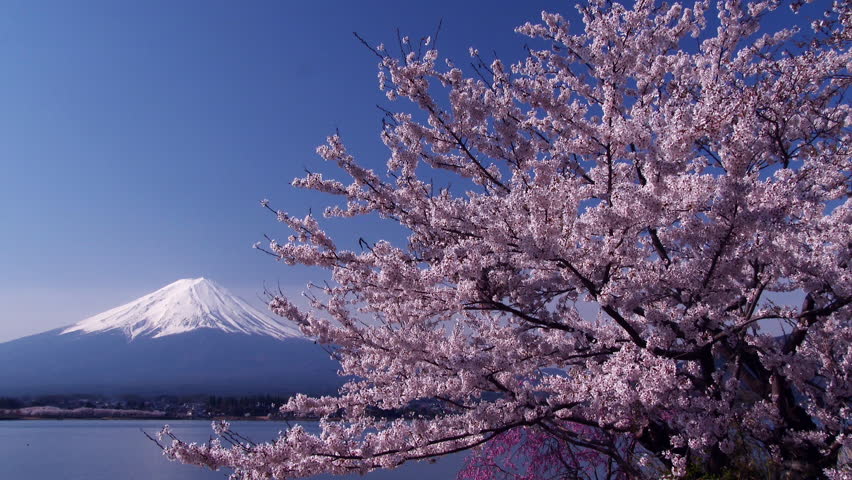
[0,420,466,480]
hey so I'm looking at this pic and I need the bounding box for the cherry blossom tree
[162,0,851,478]
[457,422,641,480]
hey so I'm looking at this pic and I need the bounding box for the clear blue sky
[0,1,815,342]
[0,0,573,341]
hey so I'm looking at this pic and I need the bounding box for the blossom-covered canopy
[163,1,851,478]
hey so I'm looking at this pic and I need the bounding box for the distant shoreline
[0,407,323,422]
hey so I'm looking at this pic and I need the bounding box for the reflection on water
[0,420,465,480]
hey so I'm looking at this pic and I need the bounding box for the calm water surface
[0,420,465,480]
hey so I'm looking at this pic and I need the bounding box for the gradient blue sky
[0,0,576,341]
[0,1,816,342]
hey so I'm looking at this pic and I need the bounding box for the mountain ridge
[0,328,341,396]
[0,278,341,396]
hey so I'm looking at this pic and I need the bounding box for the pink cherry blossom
[162,1,851,478]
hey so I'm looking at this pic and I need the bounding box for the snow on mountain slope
[62,278,302,340]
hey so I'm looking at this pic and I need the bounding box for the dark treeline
[1,394,453,420]
[206,395,290,417]
[0,394,293,418]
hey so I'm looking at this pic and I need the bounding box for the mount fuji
[61,278,303,340]
[0,279,341,396]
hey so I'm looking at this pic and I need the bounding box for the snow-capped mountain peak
[61,278,302,340]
